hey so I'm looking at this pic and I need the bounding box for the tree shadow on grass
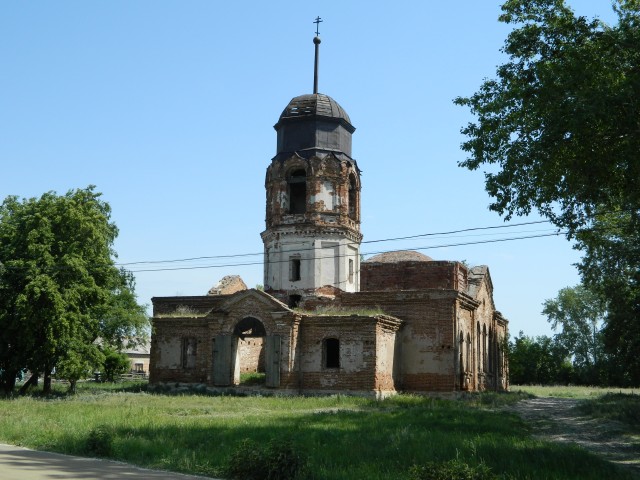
[50,395,633,480]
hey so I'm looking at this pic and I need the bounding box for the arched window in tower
[348,173,357,220]
[288,169,307,214]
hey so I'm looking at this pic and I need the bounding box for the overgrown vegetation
[305,305,388,317]
[0,384,634,480]
[155,305,209,318]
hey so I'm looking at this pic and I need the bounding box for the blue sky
[1,1,617,338]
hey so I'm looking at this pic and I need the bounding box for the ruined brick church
[149,30,508,396]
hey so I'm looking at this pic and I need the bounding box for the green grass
[511,384,639,399]
[0,384,635,479]
[576,393,640,431]
[239,372,266,386]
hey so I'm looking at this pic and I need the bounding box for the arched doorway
[233,317,267,386]
[212,317,281,388]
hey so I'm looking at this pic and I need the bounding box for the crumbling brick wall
[361,261,467,292]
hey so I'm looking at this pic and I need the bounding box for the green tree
[456,0,640,385]
[56,341,105,394]
[101,347,131,382]
[542,285,606,384]
[508,331,571,385]
[0,187,148,395]
[576,211,640,385]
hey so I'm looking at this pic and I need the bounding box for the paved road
[0,444,217,480]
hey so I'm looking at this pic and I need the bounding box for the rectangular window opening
[324,338,340,369]
[182,337,197,369]
[290,258,301,281]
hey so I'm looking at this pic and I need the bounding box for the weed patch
[224,438,307,480]
[86,426,113,456]
[409,460,498,480]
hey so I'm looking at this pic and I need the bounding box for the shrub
[225,438,307,480]
[409,460,498,480]
[86,425,114,457]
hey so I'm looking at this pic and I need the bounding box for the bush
[86,425,114,457]
[225,438,307,480]
[409,460,498,480]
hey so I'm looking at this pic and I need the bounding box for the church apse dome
[274,93,355,159]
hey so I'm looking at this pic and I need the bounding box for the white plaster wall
[309,181,335,210]
[376,331,396,376]
[341,340,366,372]
[156,338,182,369]
[400,329,452,375]
[264,235,360,292]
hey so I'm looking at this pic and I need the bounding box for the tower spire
[313,16,322,94]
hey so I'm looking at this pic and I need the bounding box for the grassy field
[512,384,639,399]
[0,382,637,479]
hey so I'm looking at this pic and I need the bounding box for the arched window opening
[288,169,307,214]
[348,173,357,220]
[466,333,471,375]
[459,332,465,373]
[477,323,481,374]
[489,328,494,373]
[324,338,340,369]
[483,325,488,373]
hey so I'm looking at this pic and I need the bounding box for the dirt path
[505,397,640,478]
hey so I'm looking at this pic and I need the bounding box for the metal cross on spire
[313,16,322,94]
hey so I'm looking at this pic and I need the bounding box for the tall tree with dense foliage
[576,211,640,385]
[508,331,572,385]
[456,0,640,384]
[0,187,149,395]
[542,285,606,384]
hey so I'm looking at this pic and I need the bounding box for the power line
[129,231,564,273]
[116,219,554,267]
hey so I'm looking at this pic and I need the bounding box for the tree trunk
[43,370,52,395]
[68,380,77,394]
[1,371,18,397]
[18,373,39,395]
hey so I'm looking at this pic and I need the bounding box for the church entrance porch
[212,317,282,388]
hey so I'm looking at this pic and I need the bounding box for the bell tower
[261,22,362,305]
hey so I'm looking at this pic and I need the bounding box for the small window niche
[288,294,302,308]
[323,338,340,369]
[290,257,301,282]
[348,258,354,283]
[288,169,307,214]
[182,337,197,369]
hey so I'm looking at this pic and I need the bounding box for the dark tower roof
[277,93,353,129]
[272,26,355,161]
